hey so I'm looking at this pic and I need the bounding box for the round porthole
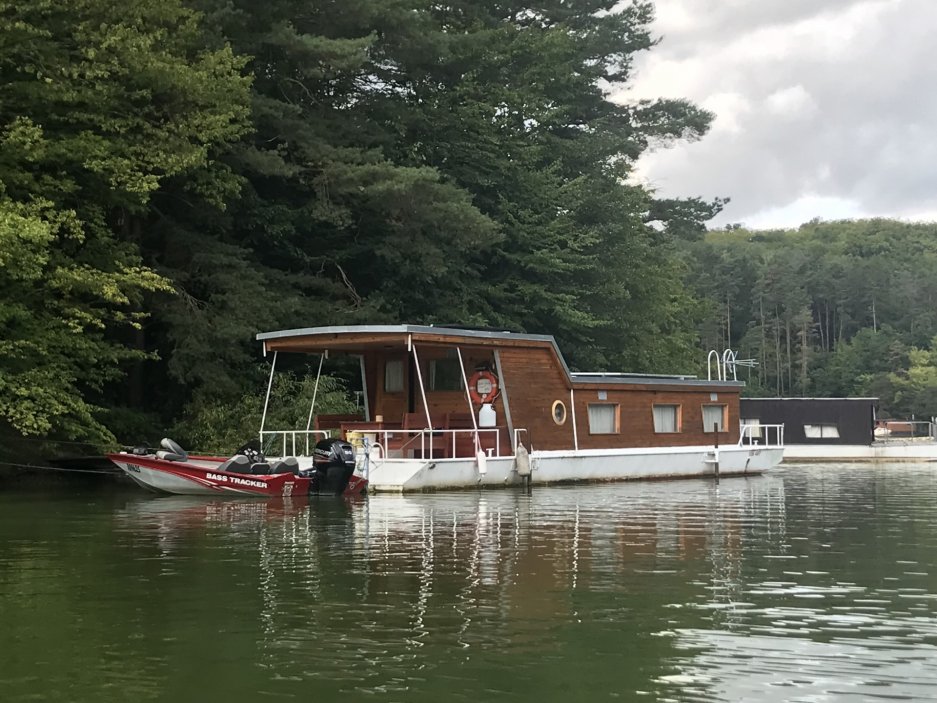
[552,400,567,426]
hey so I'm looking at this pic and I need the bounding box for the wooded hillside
[686,219,937,419]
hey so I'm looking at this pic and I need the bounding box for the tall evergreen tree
[0,0,250,443]
[151,0,501,414]
[359,0,714,369]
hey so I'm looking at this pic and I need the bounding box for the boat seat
[269,457,300,475]
[217,454,251,473]
[250,462,272,475]
[158,438,188,462]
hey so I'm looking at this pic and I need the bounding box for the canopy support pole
[259,350,278,447]
[456,347,481,454]
[304,352,326,432]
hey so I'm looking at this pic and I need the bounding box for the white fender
[476,449,488,475]
[514,443,531,477]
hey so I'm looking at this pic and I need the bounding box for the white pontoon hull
[365,445,783,492]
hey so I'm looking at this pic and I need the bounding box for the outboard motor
[307,438,356,495]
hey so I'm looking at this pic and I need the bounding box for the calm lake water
[4,464,937,702]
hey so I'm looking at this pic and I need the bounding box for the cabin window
[702,404,727,432]
[552,400,568,426]
[588,404,619,434]
[384,360,404,393]
[740,418,762,438]
[653,404,681,433]
[804,424,840,439]
[429,359,463,391]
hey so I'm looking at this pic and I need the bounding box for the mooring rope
[0,460,116,475]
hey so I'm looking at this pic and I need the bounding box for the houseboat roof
[257,324,744,389]
[743,397,879,402]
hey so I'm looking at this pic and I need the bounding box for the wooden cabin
[258,325,744,457]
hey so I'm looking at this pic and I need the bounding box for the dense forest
[685,219,937,421]
[1,1,934,456]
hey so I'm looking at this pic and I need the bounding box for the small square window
[653,405,681,433]
[702,404,727,432]
[588,404,619,434]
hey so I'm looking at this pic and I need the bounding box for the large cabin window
[429,359,464,391]
[384,360,404,393]
[702,404,727,432]
[588,404,619,434]
[804,423,839,438]
[653,404,681,433]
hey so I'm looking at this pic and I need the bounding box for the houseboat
[740,397,937,461]
[256,325,784,491]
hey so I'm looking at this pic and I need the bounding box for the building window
[588,404,619,434]
[552,400,568,426]
[804,424,840,439]
[429,359,463,391]
[740,418,762,438]
[702,404,727,432]
[653,404,681,433]
[384,360,403,393]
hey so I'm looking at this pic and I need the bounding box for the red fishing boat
[107,438,367,497]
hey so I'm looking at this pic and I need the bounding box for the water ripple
[4,465,937,700]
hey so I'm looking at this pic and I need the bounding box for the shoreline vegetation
[2,2,933,462]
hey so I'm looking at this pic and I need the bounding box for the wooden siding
[497,347,740,451]
[497,347,576,450]
[314,335,741,452]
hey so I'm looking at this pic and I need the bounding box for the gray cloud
[623,0,937,228]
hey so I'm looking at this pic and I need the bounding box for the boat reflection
[114,495,357,553]
[116,475,786,589]
[109,475,787,696]
[353,476,785,615]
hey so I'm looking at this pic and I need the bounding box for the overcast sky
[623,0,936,230]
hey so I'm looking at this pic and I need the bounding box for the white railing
[261,427,516,461]
[348,428,504,461]
[738,423,784,448]
[260,430,330,457]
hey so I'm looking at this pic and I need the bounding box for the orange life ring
[468,370,500,405]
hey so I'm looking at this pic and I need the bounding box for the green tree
[358,0,714,370]
[177,0,716,390]
[883,342,937,419]
[147,0,501,416]
[0,0,250,445]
